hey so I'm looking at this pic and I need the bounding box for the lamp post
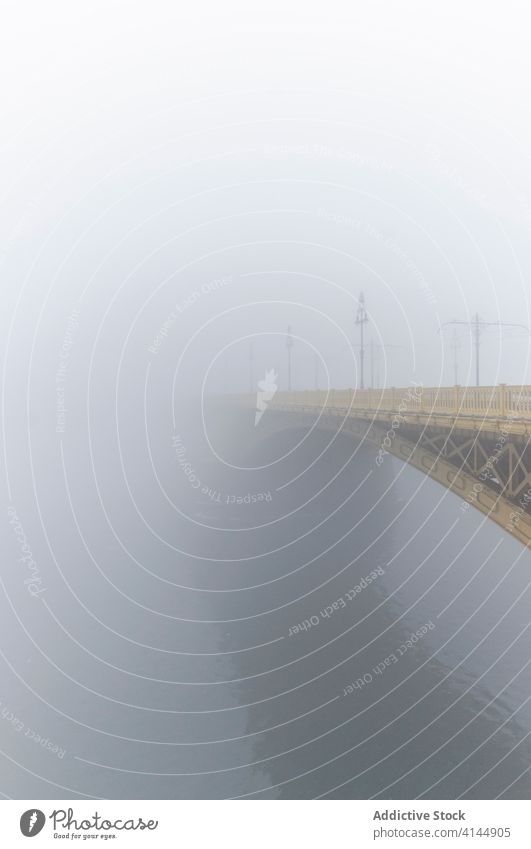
[451,329,460,386]
[355,291,369,389]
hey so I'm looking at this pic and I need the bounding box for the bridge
[251,384,531,548]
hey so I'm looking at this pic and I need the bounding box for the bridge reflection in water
[255,385,531,548]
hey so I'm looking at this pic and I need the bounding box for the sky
[2,1,531,394]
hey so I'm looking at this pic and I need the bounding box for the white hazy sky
[2,1,531,392]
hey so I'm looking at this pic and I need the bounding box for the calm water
[2,400,531,799]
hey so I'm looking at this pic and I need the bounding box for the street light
[450,329,461,386]
[355,291,369,389]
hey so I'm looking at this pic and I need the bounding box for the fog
[2,0,531,802]
[2,2,531,396]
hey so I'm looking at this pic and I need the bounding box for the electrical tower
[439,314,530,386]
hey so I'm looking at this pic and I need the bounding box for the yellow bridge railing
[270,385,531,420]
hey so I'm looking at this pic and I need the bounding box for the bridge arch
[244,389,531,549]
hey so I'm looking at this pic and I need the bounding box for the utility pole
[451,329,461,385]
[286,325,293,392]
[355,291,369,389]
[439,315,530,386]
[474,312,481,386]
